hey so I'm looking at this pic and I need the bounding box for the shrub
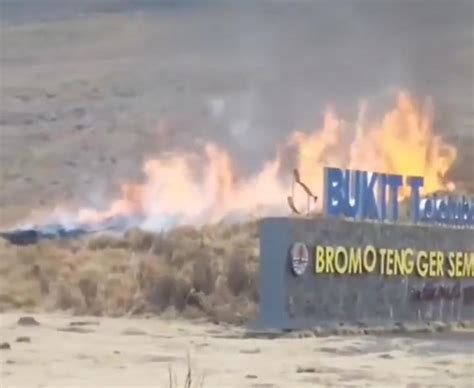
[191,253,215,295]
[102,273,136,316]
[169,225,201,240]
[126,228,155,251]
[247,271,259,303]
[0,220,260,325]
[226,253,250,296]
[147,273,178,310]
[150,234,175,259]
[87,234,129,250]
[78,277,98,308]
[54,281,85,312]
[16,246,37,265]
[173,278,192,311]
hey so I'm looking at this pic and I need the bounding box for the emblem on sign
[290,242,309,276]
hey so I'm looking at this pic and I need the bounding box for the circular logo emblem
[290,242,309,276]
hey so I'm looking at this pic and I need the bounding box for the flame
[347,92,457,196]
[77,143,286,227]
[289,92,457,201]
[18,92,459,230]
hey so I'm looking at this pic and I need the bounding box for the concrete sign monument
[258,167,474,329]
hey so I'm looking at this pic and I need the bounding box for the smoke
[176,0,472,170]
[1,0,472,226]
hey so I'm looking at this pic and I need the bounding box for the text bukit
[324,167,474,227]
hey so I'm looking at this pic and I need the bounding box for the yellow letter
[416,251,429,277]
[315,246,325,273]
[386,249,394,276]
[447,252,456,277]
[349,248,362,274]
[403,248,414,275]
[436,252,444,277]
[363,245,377,273]
[394,249,404,276]
[471,253,474,277]
[326,246,335,274]
[428,251,437,277]
[379,249,387,275]
[334,246,349,274]
[455,252,463,277]
[462,252,473,278]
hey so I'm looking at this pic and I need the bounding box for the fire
[347,92,457,196]
[290,92,457,201]
[22,92,460,230]
[77,144,286,228]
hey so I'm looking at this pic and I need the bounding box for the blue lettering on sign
[407,176,424,223]
[420,197,435,223]
[343,169,360,218]
[360,171,379,220]
[324,167,345,218]
[323,167,474,228]
[387,174,403,222]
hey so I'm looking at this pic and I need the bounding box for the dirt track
[1,312,473,388]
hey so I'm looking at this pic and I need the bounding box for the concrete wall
[258,217,474,329]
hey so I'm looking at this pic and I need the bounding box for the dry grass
[168,354,205,388]
[0,221,260,325]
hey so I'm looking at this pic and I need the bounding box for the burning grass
[0,221,260,325]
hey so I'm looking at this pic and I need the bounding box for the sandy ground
[0,312,473,388]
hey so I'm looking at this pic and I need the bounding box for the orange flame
[58,92,458,228]
[289,92,457,202]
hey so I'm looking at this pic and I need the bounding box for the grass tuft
[0,221,259,324]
